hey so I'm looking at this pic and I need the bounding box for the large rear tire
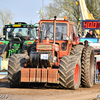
[70,45,84,57]
[59,55,81,89]
[81,46,94,88]
[8,54,26,87]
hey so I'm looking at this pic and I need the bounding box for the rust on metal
[21,68,29,82]
[36,68,42,82]
[21,68,59,84]
[48,69,59,83]
[41,68,47,82]
[30,68,36,82]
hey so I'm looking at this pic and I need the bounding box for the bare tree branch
[0,8,14,35]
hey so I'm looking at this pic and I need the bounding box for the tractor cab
[3,22,38,41]
[0,22,38,78]
[34,16,79,67]
[0,22,38,58]
[39,17,78,42]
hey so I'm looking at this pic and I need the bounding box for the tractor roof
[5,22,38,28]
[39,16,75,25]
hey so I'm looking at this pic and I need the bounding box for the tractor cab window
[40,22,67,40]
[5,27,36,41]
[31,28,37,39]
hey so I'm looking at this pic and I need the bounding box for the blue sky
[0,0,52,24]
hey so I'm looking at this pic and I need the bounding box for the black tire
[8,54,26,87]
[59,55,81,89]
[81,46,94,88]
[65,56,81,89]
[70,45,84,58]
[59,56,69,88]
[70,46,76,55]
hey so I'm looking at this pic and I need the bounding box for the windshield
[40,22,67,40]
[5,27,37,41]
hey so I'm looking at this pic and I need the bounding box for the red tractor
[8,16,94,89]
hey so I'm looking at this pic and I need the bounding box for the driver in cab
[56,27,61,40]
[16,29,24,40]
[16,29,22,37]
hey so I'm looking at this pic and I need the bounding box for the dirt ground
[0,79,100,100]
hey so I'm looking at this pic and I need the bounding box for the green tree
[44,0,100,23]
[86,0,100,19]
[44,0,80,23]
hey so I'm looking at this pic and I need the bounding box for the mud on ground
[0,79,100,100]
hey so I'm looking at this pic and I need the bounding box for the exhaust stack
[53,16,57,44]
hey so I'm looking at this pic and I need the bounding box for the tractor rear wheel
[59,55,81,89]
[70,45,84,57]
[8,54,26,87]
[81,46,94,88]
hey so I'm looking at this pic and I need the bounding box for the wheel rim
[74,64,79,84]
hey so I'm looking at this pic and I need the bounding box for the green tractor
[0,22,38,79]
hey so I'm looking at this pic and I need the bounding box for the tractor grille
[38,50,53,66]
[37,45,52,49]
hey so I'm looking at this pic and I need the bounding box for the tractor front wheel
[65,56,81,89]
[59,55,81,89]
[8,54,26,87]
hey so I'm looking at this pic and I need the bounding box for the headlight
[53,56,57,62]
[36,36,39,39]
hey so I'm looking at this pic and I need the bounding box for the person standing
[85,29,96,38]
